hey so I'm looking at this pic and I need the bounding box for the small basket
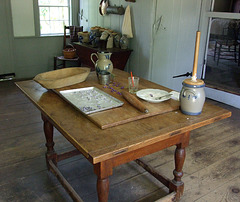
[63,44,76,59]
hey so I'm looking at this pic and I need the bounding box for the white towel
[122,5,133,38]
[170,91,180,101]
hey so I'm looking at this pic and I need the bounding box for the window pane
[63,7,69,20]
[50,21,65,34]
[40,20,50,34]
[39,7,49,20]
[39,0,68,6]
[204,18,240,94]
[49,7,68,20]
[213,0,240,13]
[38,0,70,35]
[50,7,60,20]
[64,20,69,27]
[38,0,50,5]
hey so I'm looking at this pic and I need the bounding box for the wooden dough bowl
[33,67,90,89]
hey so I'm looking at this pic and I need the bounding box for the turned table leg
[169,132,190,201]
[41,113,57,169]
[94,161,112,202]
[97,178,109,202]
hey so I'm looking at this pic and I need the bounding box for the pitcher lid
[182,78,205,88]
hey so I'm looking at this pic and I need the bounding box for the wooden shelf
[73,42,132,71]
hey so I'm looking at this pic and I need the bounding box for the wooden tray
[34,67,90,89]
[55,70,180,129]
[56,87,124,114]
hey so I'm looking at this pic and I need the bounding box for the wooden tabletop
[16,69,231,164]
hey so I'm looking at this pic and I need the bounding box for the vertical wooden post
[41,113,57,168]
[169,132,190,201]
[173,145,186,185]
[94,161,113,202]
[97,178,110,202]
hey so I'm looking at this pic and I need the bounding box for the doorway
[202,0,240,95]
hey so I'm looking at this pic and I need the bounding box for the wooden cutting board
[55,69,180,129]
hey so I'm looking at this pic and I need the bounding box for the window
[38,0,71,35]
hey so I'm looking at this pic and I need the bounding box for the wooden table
[74,42,132,71]
[16,69,231,201]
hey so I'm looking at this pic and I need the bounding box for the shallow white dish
[136,89,171,103]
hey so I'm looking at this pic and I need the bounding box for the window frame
[32,0,79,38]
[37,0,72,36]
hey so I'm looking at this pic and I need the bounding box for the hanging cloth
[122,5,133,38]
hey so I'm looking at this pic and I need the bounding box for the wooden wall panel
[79,0,153,78]
[151,0,201,91]
[79,0,201,91]
[0,0,14,75]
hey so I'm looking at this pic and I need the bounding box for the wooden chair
[213,22,240,66]
[54,26,83,70]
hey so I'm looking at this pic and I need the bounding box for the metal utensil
[155,93,172,100]
[99,0,108,16]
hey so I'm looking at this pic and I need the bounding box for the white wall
[150,0,202,92]
[0,0,14,75]
[79,0,153,79]
[10,0,35,37]
[205,87,240,108]
[79,0,240,109]
[79,0,201,85]
[0,0,80,78]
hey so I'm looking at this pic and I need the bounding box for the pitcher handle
[90,53,98,66]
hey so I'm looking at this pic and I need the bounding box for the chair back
[223,21,240,40]
[64,26,83,48]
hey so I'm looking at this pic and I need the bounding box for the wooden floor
[1,80,240,202]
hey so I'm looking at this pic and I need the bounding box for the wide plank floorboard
[0,81,239,202]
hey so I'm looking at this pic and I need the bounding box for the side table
[74,42,132,71]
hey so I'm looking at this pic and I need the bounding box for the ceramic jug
[120,34,129,49]
[90,52,113,74]
[113,32,121,48]
[89,28,100,47]
[180,79,205,115]
[78,31,89,43]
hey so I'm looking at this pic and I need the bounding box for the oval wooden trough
[33,67,90,89]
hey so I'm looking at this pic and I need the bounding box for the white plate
[136,89,171,103]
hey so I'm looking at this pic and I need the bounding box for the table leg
[94,161,113,202]
[97,178,109,202]
[169,132,190,200]
[41,113,57,169]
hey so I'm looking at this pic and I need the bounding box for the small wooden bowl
[33,67,90,89]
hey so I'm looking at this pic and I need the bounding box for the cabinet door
[150,0,201,91]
